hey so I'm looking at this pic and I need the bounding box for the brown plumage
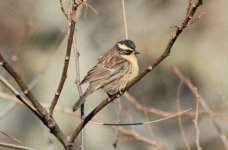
[73,39,139,111]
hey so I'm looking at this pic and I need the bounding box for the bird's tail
[72,88,92,112]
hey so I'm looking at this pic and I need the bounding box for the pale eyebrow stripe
[117,43,133,50]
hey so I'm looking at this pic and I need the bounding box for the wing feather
[80,58,127,85]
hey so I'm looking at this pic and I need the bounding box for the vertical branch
[49,1,81,115]
[0,142,35,150]
[73,34,85,150]
[176,81,191,150]
[193,88,201,150]
[121,0,128,39]
[173,67,202,150]
[113,0,129,148]
[113,99,122,150]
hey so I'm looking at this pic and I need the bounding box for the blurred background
[0,0,228,150]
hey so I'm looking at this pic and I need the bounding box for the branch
[124,91,201,117]
[176,81,191,150]
[173,66,228,150]
[119,128,166,150]
[49,0,81,115]
[69,0,204,142]
[0,92,80,118]
[0,73,69,149]
[0,142,35,150]
[0,75,40,117]
[59,0,68,19]
[0,55,46,115]
[91,108,192,126]
[0,130,21,144]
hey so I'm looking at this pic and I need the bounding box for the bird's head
[116,40,140,61]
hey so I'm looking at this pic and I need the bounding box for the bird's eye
[124,50,132,55]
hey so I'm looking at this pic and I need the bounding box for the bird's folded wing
[80,60,127,85]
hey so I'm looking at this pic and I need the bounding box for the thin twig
[0,92,80,118]
[0,73,69,149]
[49,1,81,115]
[0,56,46,116]
[113,99,122,149]
[173,66,228,150]
[189,12,206,26]
[193,88,201,150]
[83,1,98,19]
[0,75,40,116]
[0,142,35,150]
[60,0,68,19]
[91,108,192,126]
[186,0,193,17]
[124,91,199,117]
[69,0,204,142]
[119,128,166,150]
[173,67,202,150]
[176,81,191,150]
[73,33,85,150]
[1,1,82,149]
[0,130,22,144]
[121,0,128,39]
[0,102,16,119]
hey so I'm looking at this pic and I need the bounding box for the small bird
[72,39,139,111]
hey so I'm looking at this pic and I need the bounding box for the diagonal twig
[0,142,35,150]
[119,128,166,150]
[0,130,22,144]
[0,75,40,117]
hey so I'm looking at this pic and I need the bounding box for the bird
[72,39,140,111]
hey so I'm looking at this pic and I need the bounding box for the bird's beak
[134,51,140,55]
